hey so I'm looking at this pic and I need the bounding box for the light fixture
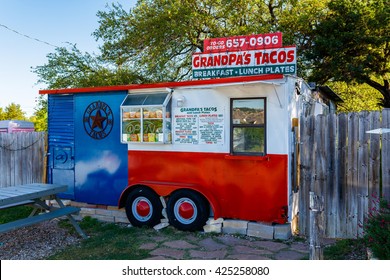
[177,96,185,107]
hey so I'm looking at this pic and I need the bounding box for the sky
[0,0,137,117]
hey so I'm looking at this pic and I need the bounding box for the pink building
[0,120,35,133]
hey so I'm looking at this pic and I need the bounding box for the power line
[0,23,60,48]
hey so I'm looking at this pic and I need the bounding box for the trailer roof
[39,74,284,95]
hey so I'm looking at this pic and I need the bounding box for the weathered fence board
[382,109,390,201]
[346,113,358,237]
[299,109,390,239]
[299,115,314,235]
[326,113,338,238]
[0,132,46,188]
[336,113,348,237]
[368,112,381,214]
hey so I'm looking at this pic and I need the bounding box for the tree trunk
[365,78,390,108]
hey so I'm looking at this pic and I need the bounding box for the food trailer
[41,33,340,231]
[41,74,340,231]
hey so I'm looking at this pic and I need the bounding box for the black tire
[125,187,163,227]
[167,190,209,231]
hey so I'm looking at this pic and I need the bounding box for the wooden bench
[0,184,87,239]
[0,200,35,210]
[0,206,81,234]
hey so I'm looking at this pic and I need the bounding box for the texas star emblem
[83,101,113,139]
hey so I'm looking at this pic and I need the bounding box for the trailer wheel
[167,190,209,231]
[125,187,162,227]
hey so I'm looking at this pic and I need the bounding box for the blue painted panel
[47,95,75,199]
[48,95,75,146]
[74,91,128,206]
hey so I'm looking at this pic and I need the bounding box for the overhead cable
[0,23,59,48]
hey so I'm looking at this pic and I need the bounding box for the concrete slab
[189,249,227,259]
[198,238,227,250]
[149,248,185,259]
[273,250,307,260]
[228,254,272,260]
[163,240,197,249]
[232,245,273,256]
[251,240,289,252]
[206,218,224,225]
[203,223,222,233]
[289,243,309,253]
[139,242,158,250]
[216,235,248,246]
[273,223,292,240]
[222,219,248,235]
[247,222,274,239]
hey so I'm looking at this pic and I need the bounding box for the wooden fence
[0,132,46,188]
[298,109,390,239]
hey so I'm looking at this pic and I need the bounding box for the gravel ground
[0,220,81,260]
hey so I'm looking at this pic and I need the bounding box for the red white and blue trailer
[41,74,339,231]
[41,33,340,231]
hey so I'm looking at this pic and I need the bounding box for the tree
[94,0,295,81]
[277,0,330,77]
[303,0,390,107]
[34,0,388,111]
[29,96,48,131]
[327,82,382,113]
[33,43,149,89]
[0,103,26,121]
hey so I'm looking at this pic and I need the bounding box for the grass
[51,217,150,259]
[324,239,367,260]
[0,205,32,224]
[50,216,193,260]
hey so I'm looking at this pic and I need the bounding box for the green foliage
[364,198,390,259]
[327,81,382,113]
[30,96,48,132]
[0,99,47,131]
[32,43,149,89]
[278,0,330,78]
[50,217,151,259]
[304,0,390,107]
[49,216,190,260]
[323,239,367,260]
[0,206,31,224]
[0,103,27,121]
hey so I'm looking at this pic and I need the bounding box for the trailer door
[47,94,75,199]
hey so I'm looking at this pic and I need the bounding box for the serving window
[230,98,266,156]
[120,92,172,144]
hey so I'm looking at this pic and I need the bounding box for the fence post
[382,109,390,201]
[309,191,324,260]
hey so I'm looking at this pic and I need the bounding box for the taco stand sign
[192,32,297,79]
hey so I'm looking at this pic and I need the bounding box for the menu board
[173,107,224,145]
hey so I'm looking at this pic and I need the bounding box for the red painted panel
[126,150,288,223]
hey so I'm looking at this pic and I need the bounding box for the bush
[364,198,390,259]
